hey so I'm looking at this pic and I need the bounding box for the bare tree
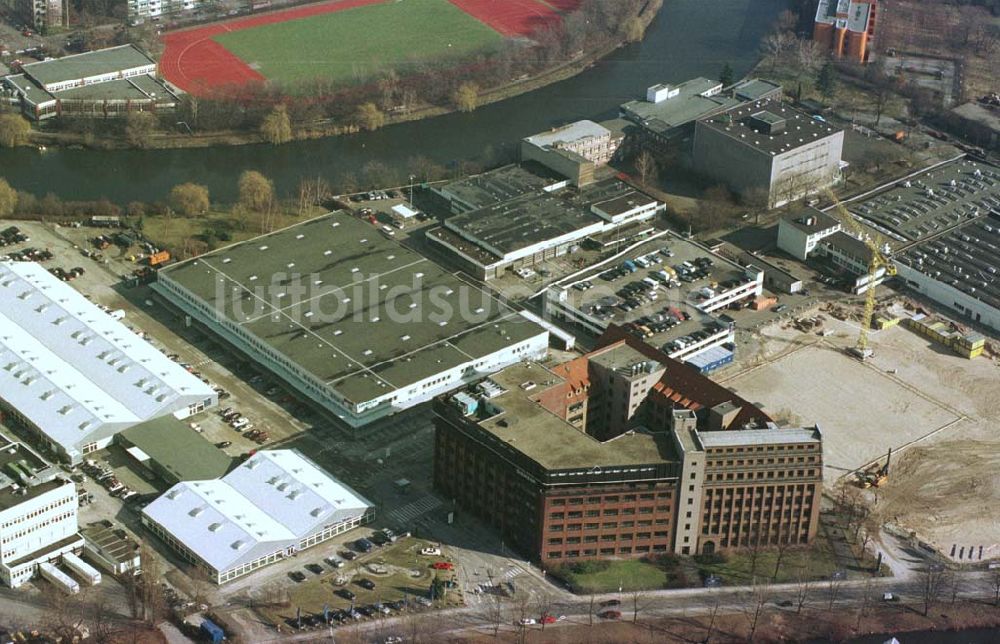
[827,573,845,611]
[743,577,771,641]
[854,578,873,632]
[796,38,825,74]
[634,149,658,188]
[629,589,650,624]
[991,569,1000,607]
[793,570,811,613]
[920,565,947,617]
[704,594,721,643]
[761,30,795,71]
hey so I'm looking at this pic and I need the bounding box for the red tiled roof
[597,326,772,429]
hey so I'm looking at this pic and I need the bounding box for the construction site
[714,288,1000,565]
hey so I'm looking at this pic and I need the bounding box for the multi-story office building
[0,442,81,588]
[693,100,844,208]
[433,334,823,563]
[521,120,623,185]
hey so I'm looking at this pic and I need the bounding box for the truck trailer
[39,562,80,594]
[62,552,102,586]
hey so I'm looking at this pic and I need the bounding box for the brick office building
[433,330,824,563]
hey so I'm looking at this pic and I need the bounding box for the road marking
[384,495,442,526]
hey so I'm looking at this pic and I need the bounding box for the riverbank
[28,0,662,151]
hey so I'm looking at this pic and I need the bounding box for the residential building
[2,45,178,121]
[813,0,878,63]
[153,212,549,427]
[520,120,623,185]
[427,178,662,280]
[0,261,217,464]
[693,100,844,208]
[777,209,843,260]
[8,0,65,32]
[433,334,823,564]
[142,450,373,584]
[0,441,81,588]
[128,0,203,24]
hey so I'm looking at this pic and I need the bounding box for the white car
[420,547,441,556]
[518,618,536,626]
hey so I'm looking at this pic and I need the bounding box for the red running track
[161,0,571,95]
[543,0,582,11]
[160,0,385,95]
[445,0,560,37]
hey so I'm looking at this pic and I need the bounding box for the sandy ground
[719,307,1000,564]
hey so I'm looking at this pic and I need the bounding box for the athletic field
[215,0,500,85]
[160,0,576,95]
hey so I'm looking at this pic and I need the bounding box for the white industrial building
[153,212,549,427]
[0,261,217,464]
[777,209,842,260]
[0,441,82,588]
[142,450,374,584]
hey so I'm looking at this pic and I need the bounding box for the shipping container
[147,251,171,266]
[62,552,102,586]
[39,562,80,594]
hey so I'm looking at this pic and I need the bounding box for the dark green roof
[23,45,154,87]
[121,416,233,483]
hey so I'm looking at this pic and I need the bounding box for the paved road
[249,569,1000,642]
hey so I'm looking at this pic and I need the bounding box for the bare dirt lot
[720,305,1000,563]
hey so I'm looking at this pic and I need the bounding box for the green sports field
[213,0,502,85]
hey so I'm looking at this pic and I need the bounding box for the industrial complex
[433,333,823,564]
[154,211,550,426]
[427,174,663,280]
[142,449,373,584]
[0,261,217,464]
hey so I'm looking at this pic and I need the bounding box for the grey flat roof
[158,212,544,405]
[52,75,169,101]
[783,208,840,234]
[698,426,821,448]
[621,77,741,134]
[731,78,783,102]
[823,231,873,261]
[897,212,1000,311]
[434,164,565,211]
[951,101,1000,131]
[848,159,1000,242]
[443,191,601,257]
[699,99,842,155]
[23,45,154,87]
[463,361,677,470]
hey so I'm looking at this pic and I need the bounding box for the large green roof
[23,45,155,87]
[121,416,233,483]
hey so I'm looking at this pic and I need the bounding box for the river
[0,0,785,203]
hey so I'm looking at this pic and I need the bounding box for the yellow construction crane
[826,193,897,359]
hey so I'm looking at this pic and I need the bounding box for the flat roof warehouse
[155,212,548,424]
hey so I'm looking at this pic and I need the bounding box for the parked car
[215,441,232,449]
[598,610,621,620]
[600,599,621,607]
[289,571,306,583]
[356,578,376,590]
[431,562,454,571]
[338,588,356,600]
[420,546,441,556]
[354,538,374,553]
[305,563,324,575]
[340,550,357,561]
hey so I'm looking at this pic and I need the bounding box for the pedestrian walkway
[384,495,442,526]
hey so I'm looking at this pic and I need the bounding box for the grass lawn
[214,0,502,85]
[694,540,840,586]
[553,559,673,594]
[142,209,318,258]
